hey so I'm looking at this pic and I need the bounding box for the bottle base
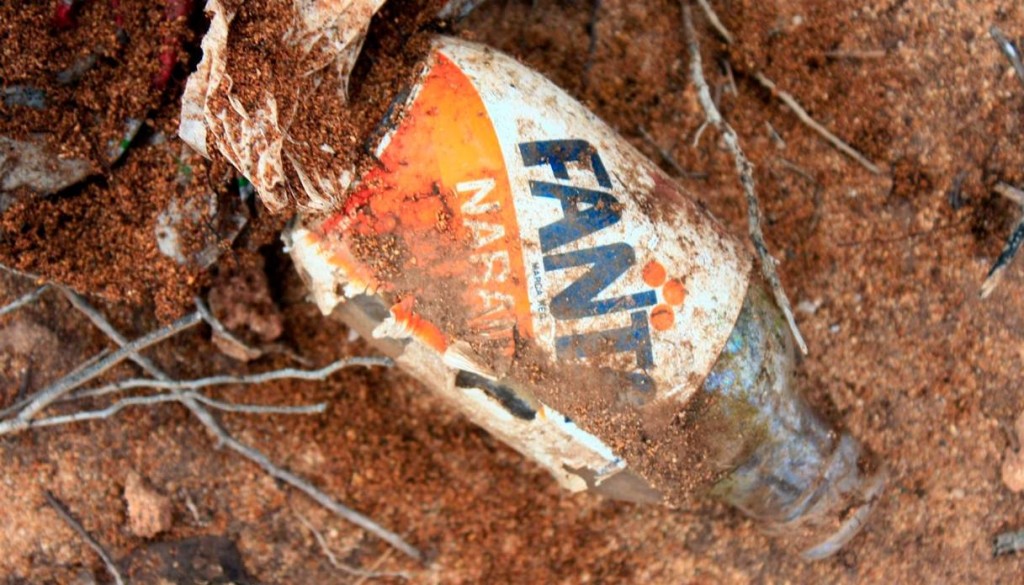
[785,433,888,561]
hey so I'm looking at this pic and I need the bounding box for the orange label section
[321,53,533,357]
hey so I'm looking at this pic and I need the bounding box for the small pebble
[125,471,173,538]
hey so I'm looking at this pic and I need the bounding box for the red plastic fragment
[51,0,78,29]
[152,0,196,90]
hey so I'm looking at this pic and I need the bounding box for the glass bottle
[272,35,887,560]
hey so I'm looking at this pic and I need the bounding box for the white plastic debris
[0,136,93,196]
[178,0,385,213]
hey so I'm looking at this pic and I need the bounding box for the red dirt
[3,0,1024,582]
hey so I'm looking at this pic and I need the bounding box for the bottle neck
[700,283,886,559]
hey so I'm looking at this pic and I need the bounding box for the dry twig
[195,295,264,360]
[0,262,42,281]
[44,490,125,585]
[0,349,112,419]
[695,0,733,44]
[0,285,50,318]
[297,513,412,581]
[194,405,424,562]
[691,0,882,175]
[28,392,326,428]
[0,311,202,433]
[752,73,882,175]
[980,183,1024,298]
[76,298,423,562]
[682,2,808,354]
[991,26,1024,85]
[71,357,390,401]
[2,292,424,562]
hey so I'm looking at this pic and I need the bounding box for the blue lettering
[530,180,621,253]
[518,139,612,188]
[519,139,659,393]
[555,311,655,391]
[543,243,657,319]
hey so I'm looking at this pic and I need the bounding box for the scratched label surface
[310,37,750,409]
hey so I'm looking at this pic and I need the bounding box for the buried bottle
[278,36,886,559]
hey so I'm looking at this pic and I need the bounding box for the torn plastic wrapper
[178,0,386,214]
[155,189,248,269]
[0,136,94,199]
[2,89,92,198]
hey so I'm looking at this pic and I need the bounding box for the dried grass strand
[297,513,413,580]
[683,2,808,354]
[0,311,201,434]
[44,490,125,585]
[0,285,50,318]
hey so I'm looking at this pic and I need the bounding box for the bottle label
[289,37,750,492]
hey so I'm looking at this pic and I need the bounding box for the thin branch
[297,513,412,580]
[53,294,425,563]
[195,295,263,360]
[752,72,882,175]
[0,312,201,433]
[190,393,326,415]
[0,285,50,318]
[994,181,1024,207]
[692,120,710,148]
[262,343,315,366]
[695,0,734,44]
[981,183,1024,298]
[29,394,182,427]
[184,494,206,526]
[44,490,125,585]
[58,287,167,378]
[637,126,707,179]
[0,349,112,419]
[682,2,807,354]
[0,262,42,281]
[72,357,392,401]
[991,26,1024,86]
[27,392,326,428]
[188,402,425,562]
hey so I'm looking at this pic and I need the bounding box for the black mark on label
[455,370,537,421]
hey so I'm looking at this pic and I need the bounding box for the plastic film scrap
[178,0,385,213]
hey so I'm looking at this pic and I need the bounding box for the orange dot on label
[650,304,675,331]
[663,278,686,305]
[642,260,667,287]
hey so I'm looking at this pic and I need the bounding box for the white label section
[437,37,750,404]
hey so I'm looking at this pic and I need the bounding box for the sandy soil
[3,0,1024,582]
